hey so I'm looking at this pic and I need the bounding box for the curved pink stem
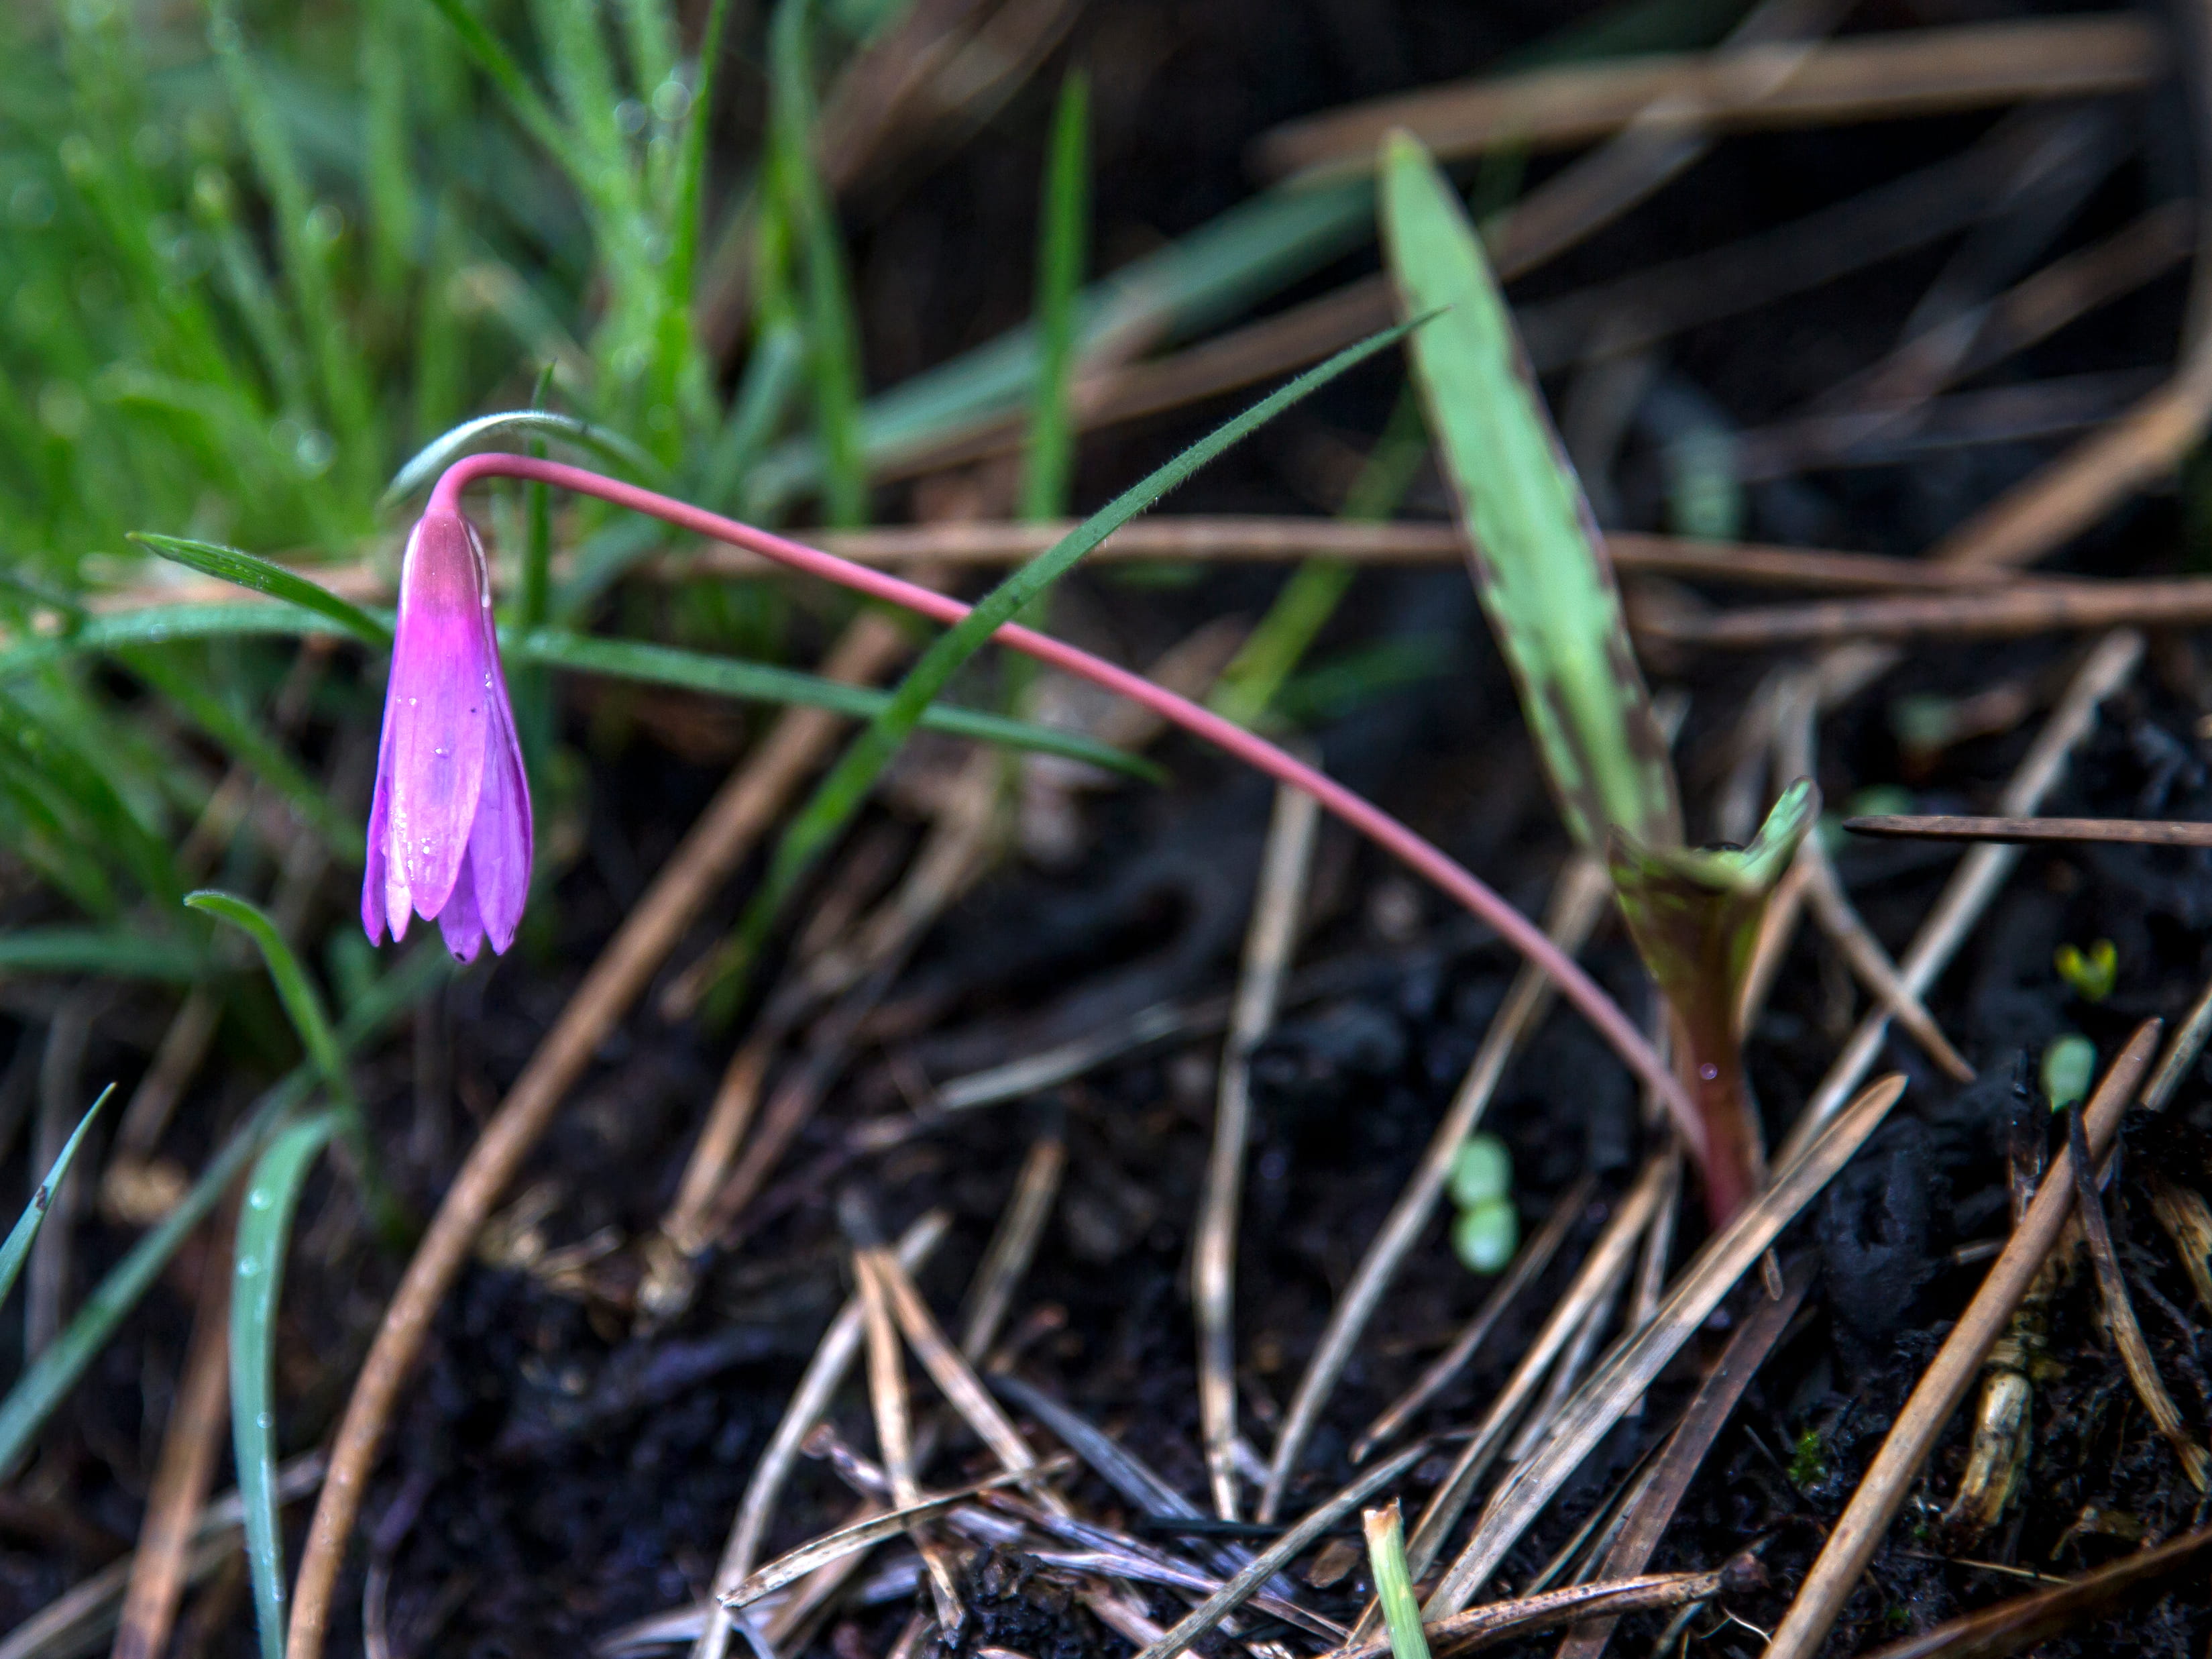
[432,454,1703,1148]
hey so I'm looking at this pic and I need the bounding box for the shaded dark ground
[11,1,2212,1656]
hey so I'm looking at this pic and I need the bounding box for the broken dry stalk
[1264,857,1612,1519]
[1199,778,1319,1520]
[1762,1022,2160,1659]
[1335,1560,1753,1659]
[2064,1106,2211,1489]
[854,1244,963,1629]
[1846,812,2212,848]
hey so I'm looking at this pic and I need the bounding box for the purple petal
[461,667,533,956]
[360,728,393,945]
[380,512,495,924]
[439,853,486,961]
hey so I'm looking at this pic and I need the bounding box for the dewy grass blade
[516,631,1161,780]
[417,0,580,178]
[1021,71,1091,525]
[231,1110,341,1659]
[0,944,448,1482]
[382,410,666,509]
[0,1085,111,1309]
[1382,131,1679,855]
[129,535,392,650]
[718,317,1421,996]
[186,893,350,1103]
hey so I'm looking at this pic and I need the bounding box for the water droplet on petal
[1698,1063,1720,1081]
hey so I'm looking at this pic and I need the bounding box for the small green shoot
[1447,1132,1512,1210]
[2055,940,2118,1004]
[1382,131,1816,1222]
[1364,1501,1433,1659]
[1789,1428,1828,1491]
[0,1086,110,1309]
[1452,1201,1518,1276]
[2042,1035,2097,1112]
[232,1110,341,1659]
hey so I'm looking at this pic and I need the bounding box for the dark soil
[11,3,2212,1658]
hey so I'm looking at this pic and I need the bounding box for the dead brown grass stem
[2063,1108,2211,1489]
[1259,856,1613,1521]
[958,1123,1065,1360]
[1424,1073,1907,1621]
[1199,779,1319,1521]
[1129,1440,1433,1659]
[691,1210,946,1659]
[1553,1262,1812,1659]
[855,1246,964,1628]
[1349,1173,1599,1466]
[1641,576,2212,649]
[1330,1560,1751,1659]
[1254,17,2164,180]
[1852,1522,2212,1659]
[286,613,913,1659]
[1771,692,1974,1083]
[1760,1024,2159,1659]
[1846,813,2212,849]
[109,1209,233,1659]
[1396,1157,1675,1601]
[1779,629,2142,1160]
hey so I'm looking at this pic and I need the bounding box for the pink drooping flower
[362,507,532,961]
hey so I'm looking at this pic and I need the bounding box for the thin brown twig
[1638,576,2212,649]
[1351,1173,1600,1464]
[1853,1521,2212,1659]
[109,1205,233,1659]
[958,1120,1066,1360]
[1780,630,2142,1160]
[1329,1558,1755,1659]
[1260,857,1614,1521]
[1199,778,1319,1521]
[1553,1263,1813,1659]
[1396,1157,1676,1601]
[1845,813,2212,849]
[2064,1106,2211,1489]
[1761,1023,2160,1659]
[1254,17,2164,180]
[289,615,915,1659]
[1423,1074,1908,1620]
[855,1246,964,1628]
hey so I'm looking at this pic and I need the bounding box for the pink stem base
[431,454,1700,1144]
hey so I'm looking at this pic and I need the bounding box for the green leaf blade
[1381,131,1679,855]
[231,1110,341,1659]
[186,891,351,1104]
[0,1085,111,1310]
[129,534,392,651]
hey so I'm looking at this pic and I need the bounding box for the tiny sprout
[1447,1133,1511,1210]
[2054,939,2117,1003]
[2041,1034,2097,1112]
[1452,1197,1518,1275]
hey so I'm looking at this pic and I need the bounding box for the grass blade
[231,1110,341,1659]
[1381,131,1679,855]
[1021,71,1091,524]
[512,629,1161,778]
[713,316,1419,1000]
[186,892,349,1102]
[0,945,449,1482]
[382,410,666,509]
[0,1085,111,1309]
[0,928,206,981]
[129,535,392,651]
[418,0,579,175]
